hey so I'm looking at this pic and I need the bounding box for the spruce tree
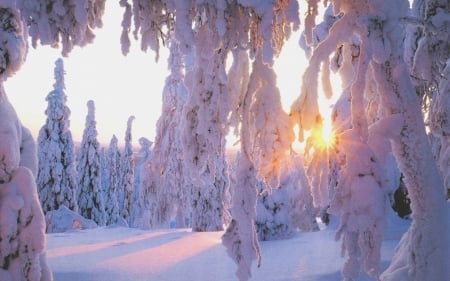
[77,100,105,226]
[104,135,121,226]
[37,58,78,214]
[119,116,135,224]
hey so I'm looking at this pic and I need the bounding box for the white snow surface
[45,210,418,281]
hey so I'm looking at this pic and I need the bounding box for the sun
[307,116,336,151]
[321,118,336,147]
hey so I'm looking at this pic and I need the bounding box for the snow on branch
[0,6,26,81]
[119,0,300,64]
[119,0,173,59]
[291,10,353,139]
[17,0,106,56]
[238,0,300,64]
[246,53,294,188]
[222,152,261,281]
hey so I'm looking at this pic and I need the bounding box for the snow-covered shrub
[256,182,292,241]
[255,156,318,241]
[45,205,97,233]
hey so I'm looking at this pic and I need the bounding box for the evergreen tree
[141,37,190,229]
[104,135,121,226]
[77,100,105,226]
[406,0,450,200]
[36,58,78,214]
[119,116,135,225]
[129,137,153,228]
[181,23,230,232]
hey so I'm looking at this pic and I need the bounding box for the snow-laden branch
[0,6,26,81]
[120,0,300,64]
[246,53,294,188]
[18,0,106,56]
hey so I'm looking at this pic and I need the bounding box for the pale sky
[6,2,328,149]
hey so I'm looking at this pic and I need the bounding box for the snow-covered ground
[46,212,411,281]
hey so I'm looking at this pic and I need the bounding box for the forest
[0,0,448,281]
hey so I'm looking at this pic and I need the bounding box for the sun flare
[308,117,336,150]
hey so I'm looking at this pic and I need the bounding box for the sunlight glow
[321,118,336,147]
[308,117,336,150]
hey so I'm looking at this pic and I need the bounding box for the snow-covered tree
[435,62,450,199]
[11,1,448,281]
[77,100,105,226]
[36,58,78,215]
[104,135,121,226]
[181,22,230,231]
[293,1,448,280]
[222,47,262,281]
[0,1,108,280]
[0,3,52,280]
[405,0,450,200]
[119,115,135,225]
[99,147,108,207]
[141,37,189,229]
[121,0,298,236]
[287,156,319,232]
[130,137,153,228]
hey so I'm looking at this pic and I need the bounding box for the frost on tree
[0,4,52,281]
[37,58,78,215]
[77,100,105,226]
[104,135,121,226]
[119,116,135,225]
[294,1,448,280]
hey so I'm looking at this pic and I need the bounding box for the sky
[6,2,325,148]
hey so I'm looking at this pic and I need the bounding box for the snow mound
[45,205,97,233]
